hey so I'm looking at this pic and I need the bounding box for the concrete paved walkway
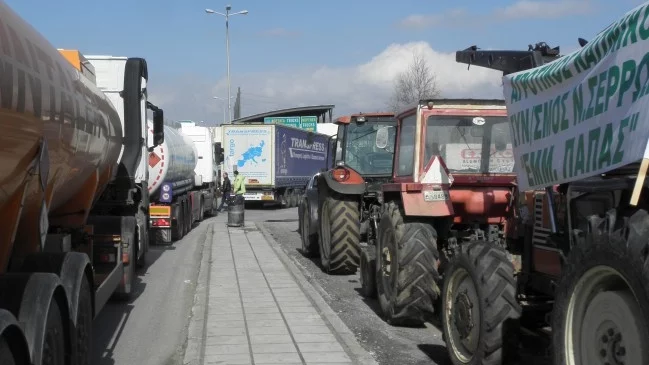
[202,220,363,365]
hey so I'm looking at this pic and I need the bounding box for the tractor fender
[319,172,366,196]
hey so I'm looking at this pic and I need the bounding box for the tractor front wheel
[318,193,361,274]
[375,201,440,325]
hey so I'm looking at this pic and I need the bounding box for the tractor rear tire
[359,247,377,298]
[376,201,440,325]
[441,240,521,365]
[318,193,361,275]
[552,210,649,365]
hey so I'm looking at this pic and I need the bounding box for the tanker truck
[148,122,219,243]
[0,2,164,364]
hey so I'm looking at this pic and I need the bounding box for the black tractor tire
[376,201,440,325]
[74,276,93,365]
[300,202,319,258]
[359,247,377,298]
[318,193,361,274]
[441,240,521,365]
[552,210,649,365]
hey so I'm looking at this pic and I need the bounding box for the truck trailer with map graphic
[222,124,332,207]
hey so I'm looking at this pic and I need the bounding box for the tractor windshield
[425,115,514,174]
[344,122,397,175]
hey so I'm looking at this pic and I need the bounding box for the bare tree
[388,52,441,113]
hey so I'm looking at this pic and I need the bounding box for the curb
[256,223,379,365]
[182,222,214,365]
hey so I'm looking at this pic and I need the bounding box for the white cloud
[397,0,594,29]
[148,41,504,123]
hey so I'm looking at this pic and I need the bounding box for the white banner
[502,2,649,190]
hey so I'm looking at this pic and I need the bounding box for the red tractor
[359,99,522,361]
[299,113,397,274]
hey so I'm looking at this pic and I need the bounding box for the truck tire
[376,201,440,325]
[300,202,318,258]
[2,274,71,365]
[359,247,377,298]
[552,210,649,365]
[41,299,67,365]
[0,335,17,365]
[318,193,361,274]
[441,240,521,365]
[199,198,205,221]
[73,276,92,365]
[184,201,192,234]
[172,203,183,241]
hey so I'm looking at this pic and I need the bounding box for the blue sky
[6,0,646,123]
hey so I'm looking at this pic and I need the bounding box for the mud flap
[115,216,136,296]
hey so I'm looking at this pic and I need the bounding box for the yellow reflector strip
[150,205,171,217]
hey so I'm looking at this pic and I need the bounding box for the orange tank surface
[0,2,122,270]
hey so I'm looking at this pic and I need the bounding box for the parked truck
[148,122,219,243]
[221,124,331,207]
[0,2,165,364]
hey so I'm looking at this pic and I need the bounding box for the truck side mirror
[214,143,224,164]
[153,109,164,146]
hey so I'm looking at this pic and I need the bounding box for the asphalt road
[91,215,213,365]
[261,207,553,365]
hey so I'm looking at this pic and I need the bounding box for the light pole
[213,96,235,124]
[205,5,248,124]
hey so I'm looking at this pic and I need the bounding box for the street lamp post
[213,96,235,124]
[205,5,248,124]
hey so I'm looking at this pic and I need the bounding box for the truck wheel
[172,204,184,241]
[41,299,67,365]
[135,222,146,269]
[199,199,205,221]
[376,201,439,325]
[74,276,92,365]
[552,210,649,365]
[359,247,377,298]
[441,240,521,365]
[300,203,318,258]
[318,193,361,274]
[185,201,192,234]
[0,335,21,365]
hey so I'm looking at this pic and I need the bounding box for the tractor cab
[383,99,517,240]
[331,113,397,182]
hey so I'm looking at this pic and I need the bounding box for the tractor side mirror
[153,108,164,146]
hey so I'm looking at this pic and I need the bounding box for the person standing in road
[216,172,232,212]
[232,170,246,196]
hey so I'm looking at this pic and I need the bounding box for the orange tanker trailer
[0,1,164,364]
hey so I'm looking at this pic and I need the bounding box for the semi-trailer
[0,2,165,364]
[221,124,332,207]
[148,122,220,243]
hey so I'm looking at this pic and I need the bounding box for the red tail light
[332,167,350,182]
[151,218,171,227]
